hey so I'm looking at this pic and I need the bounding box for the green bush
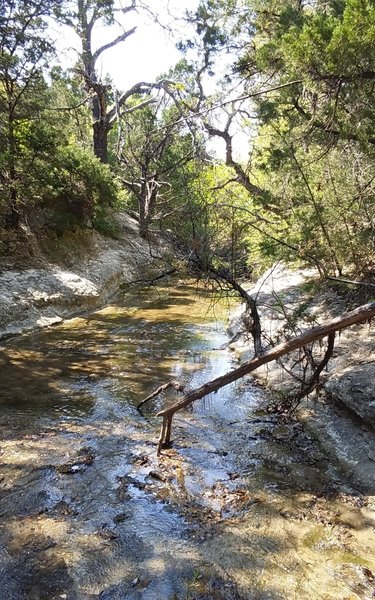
[92,207,122,238]
[32,145,119,233]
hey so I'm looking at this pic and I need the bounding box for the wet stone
[113,512,130,523]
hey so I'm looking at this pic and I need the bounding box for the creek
[0,283,374,600]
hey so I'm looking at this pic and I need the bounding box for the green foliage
[36,145,119,232]
[92,207,122,238]
[250,122,375,276]
[161,159,214,255]
[250,0,375,144]
[0,0,373,283]
[49,67,92,148]
[185,1,374,282]
[117,93,204,237]
[0,0,57,226]
[190,0,375,278]
[0,0,118,235]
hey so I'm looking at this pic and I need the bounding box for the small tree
[118,91,200,238]
[0,0,55,227]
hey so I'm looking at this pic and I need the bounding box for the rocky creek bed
[0,282,374,599]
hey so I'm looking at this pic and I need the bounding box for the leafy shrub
[92,207,122,238]
[32,145,119,233]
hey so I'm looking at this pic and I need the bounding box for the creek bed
[0,283,374,600]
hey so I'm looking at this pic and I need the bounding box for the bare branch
[152,202,190,221]
[92,26,136,62]
[45,95,92,111]
[210,178,239,191]
[223,79,303,106]
[122,97,156,114]
[293,333,335,403]
[114,1,137,15]
[326,276,375,289]
[137,379,184,410]
[204,121,269,201]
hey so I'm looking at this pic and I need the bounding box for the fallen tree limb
[326,276,375,289]
[123,268,177,287]
[155,301,375,454]
[137,380,184,410]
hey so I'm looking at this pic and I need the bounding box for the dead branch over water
[147,302,375,454]
[137,380,184,410]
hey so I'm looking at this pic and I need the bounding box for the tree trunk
[91,85,110,163]
[93,118,110,164]
[138,203,151,238]
[7,114,20,228]
[138,180,158,238]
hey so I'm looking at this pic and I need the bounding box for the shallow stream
[0,283,374,599]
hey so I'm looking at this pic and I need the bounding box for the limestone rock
[0,213,172,339]
[326,363,375,427]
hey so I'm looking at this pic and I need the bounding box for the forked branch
[137,379,184,410]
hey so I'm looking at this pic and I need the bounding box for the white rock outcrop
[0,214,171,339]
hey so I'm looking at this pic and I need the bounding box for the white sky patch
[50,0,199,91]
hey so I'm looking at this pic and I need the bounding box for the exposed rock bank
[230,264,375,492]
[0,214,172,339]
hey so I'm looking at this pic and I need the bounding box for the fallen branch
[327,276,375,288]
[122,268,177,287]
[137,380,184,410]
[155,301,375,453]
[292,332,335,404]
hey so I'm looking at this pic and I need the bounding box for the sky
[52,0,199,91]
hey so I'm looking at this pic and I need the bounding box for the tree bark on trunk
[7,114,20,228]
[138,207,151,239]
[138,179,159,238]
[93,118,109,164]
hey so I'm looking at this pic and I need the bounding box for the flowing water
[0,283,374,600]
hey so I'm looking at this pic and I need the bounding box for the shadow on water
[0,282,375,599]
[0,284,219,418]
[0,511,285,600]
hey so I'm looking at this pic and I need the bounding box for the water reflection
[0,285,224,419]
